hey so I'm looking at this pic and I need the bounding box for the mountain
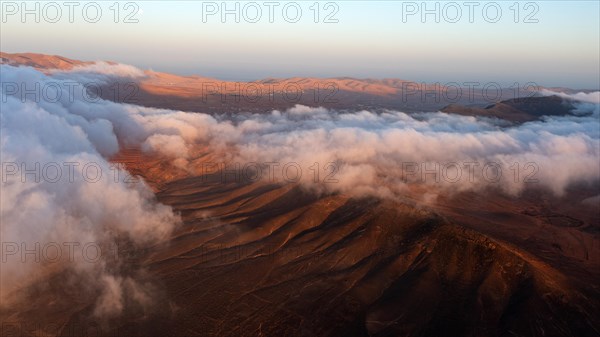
[110,151,600,337]
[0,51,88,70]
[2,147,598,337]
[441,95,579,123]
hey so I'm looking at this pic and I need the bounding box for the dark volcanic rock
[441,95,578,123]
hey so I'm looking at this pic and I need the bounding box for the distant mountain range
[2,51,594,118]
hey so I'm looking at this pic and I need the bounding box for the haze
[1,1,599,88]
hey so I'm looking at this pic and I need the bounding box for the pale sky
[1,0,599,88]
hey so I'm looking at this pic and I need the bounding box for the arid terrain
[0,52,570,114]
[1,53,599,337]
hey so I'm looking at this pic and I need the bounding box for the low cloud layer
[228,100,599,198]
[1,64,178,317]
[1,63,599,317]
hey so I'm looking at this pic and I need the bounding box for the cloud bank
[1,65,178,317]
